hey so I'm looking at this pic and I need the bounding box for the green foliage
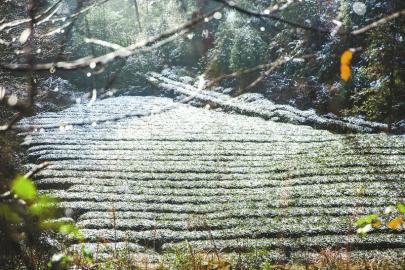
[59,223,84,240]
[397,203,405,214]
[347,86,390,121]
[341,0,405,124]
[11,175,37,201]
[355,214,379,227]
[0,203,22,224]
[0,175,83,269]
[229,27,266,72]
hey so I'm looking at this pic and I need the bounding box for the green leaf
[355,214,379,227]
[28,195,57,217]
[397,202,405,214]
[0,203,21,224]
[11,175,37,201]
[59,223,84,240]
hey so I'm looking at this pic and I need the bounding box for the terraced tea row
[19,96,405,263]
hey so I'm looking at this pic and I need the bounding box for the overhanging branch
[1,7,224,71]
[210,0,329,33]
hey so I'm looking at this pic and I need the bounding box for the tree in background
[345,0,405,127]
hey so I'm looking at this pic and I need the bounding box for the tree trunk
[133,0,142,33]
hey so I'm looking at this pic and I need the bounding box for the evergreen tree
[343,0,405,126]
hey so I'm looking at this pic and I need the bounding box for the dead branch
[42,21,73,37]
[34,1,62,27]
[0,0,110,43]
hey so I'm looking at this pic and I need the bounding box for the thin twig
[206,54,314,90]
[205,61,281,89]
[53,0,84,64]
[351,9,405,35]
[51,0,111,23]
[211,0,329,33]
[244,57,289,91]
[85,38,125,50]
[0,112,22,132]
[24,162,50,179]
[0,0,62,32]
[1,7,224,71]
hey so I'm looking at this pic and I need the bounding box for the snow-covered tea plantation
[18,94,405,262]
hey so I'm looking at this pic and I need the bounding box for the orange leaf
[340,64,351,81]
[341,50,353,66]
[387,216,404,230]
[340,50,354,81]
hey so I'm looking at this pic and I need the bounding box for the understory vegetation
[1,0,405,269]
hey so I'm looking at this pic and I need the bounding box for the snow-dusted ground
[18,96,405,262]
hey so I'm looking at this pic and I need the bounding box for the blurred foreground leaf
[11,175,37,200]
[59,223,84,241]
[0,203,21,223]
[355,214,379,227]
[396,202,405,214]
[387,217,404,230]
[340,50,353,81]
[29,195,58,217]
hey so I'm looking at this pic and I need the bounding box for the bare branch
[0,113,23,132]
[24,162,50,179]
[49,0,113,24]
[244,57,289,91]
[211,0,329,33]
[42,21,73,37]
[0,0,110,39]
[205,62,280,88]
[34,1,63,26]
[352,9,405,35]
[0,0,62,32]
[1,7,224,71]
[85,38,125,50]
[206,53,314,91]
